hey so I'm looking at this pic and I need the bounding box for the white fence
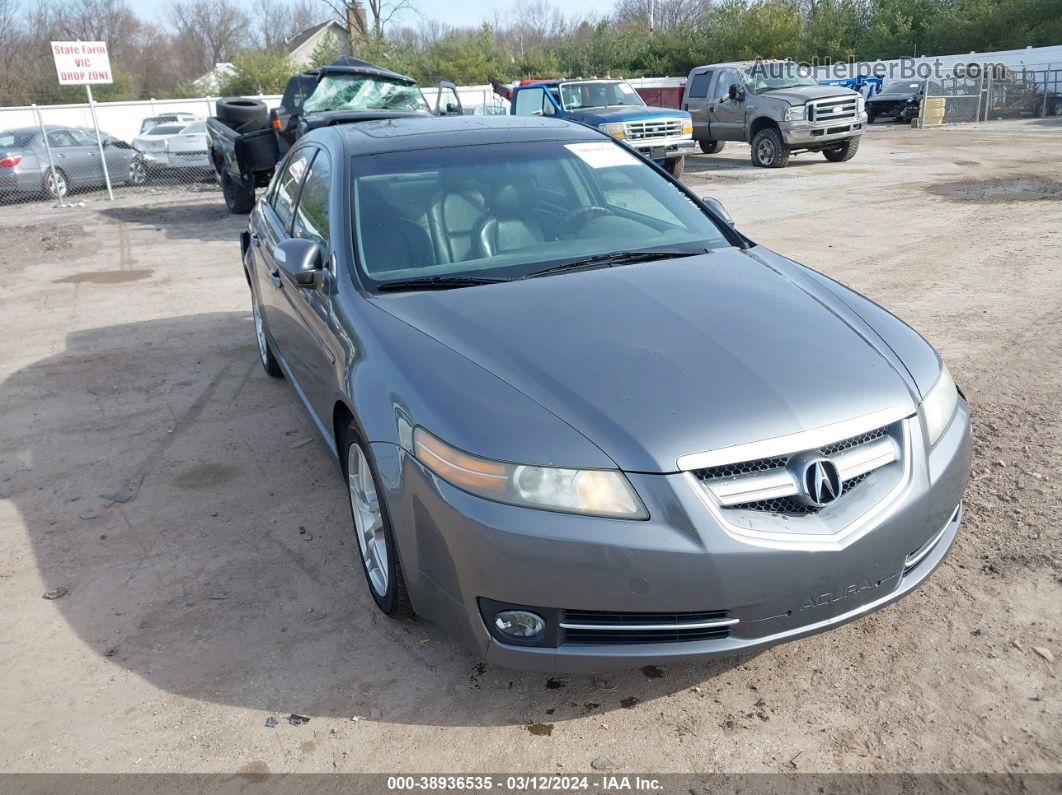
[0,85,506,145]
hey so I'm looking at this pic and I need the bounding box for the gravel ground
[0,121,1058,778]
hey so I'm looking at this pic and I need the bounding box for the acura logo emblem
[800,459,843,507]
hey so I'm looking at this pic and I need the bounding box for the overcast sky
[127,0,617,29]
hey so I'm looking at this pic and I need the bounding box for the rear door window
[270,148,314,232]
[687,72,712,98]
[291,150,331,250]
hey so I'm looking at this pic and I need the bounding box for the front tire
[250,283,283,378]
[126,156,148,186]
[699,139,725,154]
[222,171,255,214]
[823,137,860,162]
[664,156,685,178]
[750,127,789,168]
[342,426,413,619]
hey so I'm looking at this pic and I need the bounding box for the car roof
[323,115,601,156]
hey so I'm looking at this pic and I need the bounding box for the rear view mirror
[701,196,735,226]
[274,238,323,286]
[727,84,744,102]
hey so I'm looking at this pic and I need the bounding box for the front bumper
[780,113,867,146]
[628,135,696,160]
[378,402,971,672]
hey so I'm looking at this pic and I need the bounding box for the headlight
[857,95,865,114]
[920,363,959,446]
[598,122,625,139]
[785,105,806,121]
[413,428,648,519]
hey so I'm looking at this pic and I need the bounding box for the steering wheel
[556,206,611,238]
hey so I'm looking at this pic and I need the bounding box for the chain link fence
[920,61,1062,126]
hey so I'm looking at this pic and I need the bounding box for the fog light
[494,609,545,640]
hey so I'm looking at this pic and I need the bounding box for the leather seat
[357,181,435,274]
[472,184,545,258]
[428,168,486,263]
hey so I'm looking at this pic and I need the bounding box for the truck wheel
[664,156,685,178]
[750,128,789,168]
[216,97,269,129]
[222,171,255,214]
[867,109,877,124]
[823,137,860,162]
[699,140,725,154]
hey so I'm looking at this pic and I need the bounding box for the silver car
[242,115,971,672]
[0,126,148,199]
[132,120,210,171]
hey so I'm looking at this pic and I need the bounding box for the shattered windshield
[303,74,430,113]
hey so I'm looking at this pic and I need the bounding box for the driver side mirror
[701,196,735,226]
[445,102,461,115]
[728,84,745,102]
[274,237,323,286]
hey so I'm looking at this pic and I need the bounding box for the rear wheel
[342,426,413,619]
[664,156,685,178]
[867,109,877,124]
[699,139,725,154]
[750,127,789,168]
[222,171,255,214]
[823,137,860,162]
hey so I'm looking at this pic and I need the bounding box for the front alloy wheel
[343,429,412,618]
[127,157,148,185]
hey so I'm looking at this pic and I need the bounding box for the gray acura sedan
[242,115,971,672]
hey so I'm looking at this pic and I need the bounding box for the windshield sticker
[565,142,639,169]
[288,157,308,182]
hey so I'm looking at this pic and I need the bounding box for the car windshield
[883,81,922,95]
[351,140,731,289]
[742,63,819,93]
[0,129,35,148]
[560,81,645,110]
[303,74,430,113]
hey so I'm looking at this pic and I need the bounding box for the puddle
[53,269,152,284]
[926,176,1062,202]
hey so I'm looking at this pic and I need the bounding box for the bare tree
[613,0,712,33]
[250,0,321,51]
[169,0,249,78]
[318,0,416,42]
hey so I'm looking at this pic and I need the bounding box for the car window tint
[688,72,712,98]
[270,149,313,232]
[69,129,97,146]
[0,130,35,147]
[292,150,331,250]
[46,130,77,148]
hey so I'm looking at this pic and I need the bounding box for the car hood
[574,106,688,124]
[868,92,919,103]
[373,249,920,472]
[761,85,858,105]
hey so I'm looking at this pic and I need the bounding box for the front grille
[730,469,873,514]
[808,96,858,123]
[624,118,683,141]
[693,422,899,515]
[561,609,733,645]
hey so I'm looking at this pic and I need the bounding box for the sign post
[50,41,115,201]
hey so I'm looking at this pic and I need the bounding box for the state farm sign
[51,41,113,85]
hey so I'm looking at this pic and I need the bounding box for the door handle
[250,233,261,247]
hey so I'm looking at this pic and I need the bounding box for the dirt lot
[0,122,1059,778]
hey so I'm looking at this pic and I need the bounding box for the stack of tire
[215,97,270,133]
[921,97,946,127]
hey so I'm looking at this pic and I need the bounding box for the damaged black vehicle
[867,81,924,124]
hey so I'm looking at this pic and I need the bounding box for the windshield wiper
[375,275,508,292]
[526,249,702,279]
